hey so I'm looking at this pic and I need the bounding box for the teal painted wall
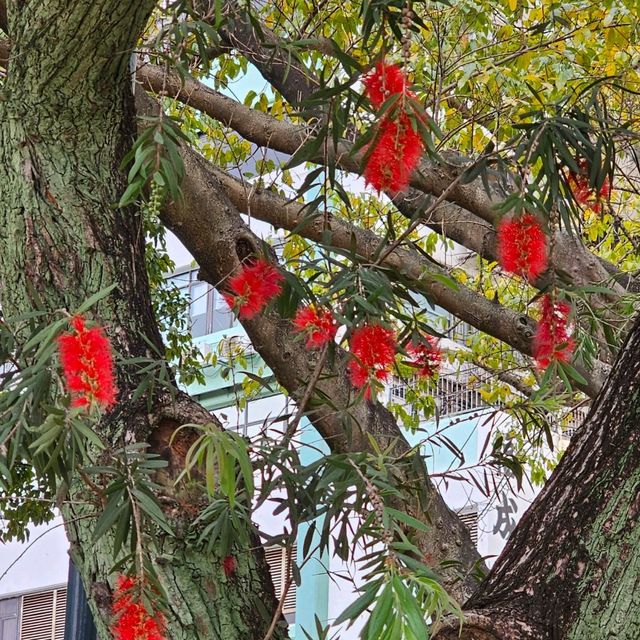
[401,411,482,474]
[425,413,480,474]
[293,420,330,640]
[185,331,331,638]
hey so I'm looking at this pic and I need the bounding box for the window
[167,269,236,338]
[389,366,488,418]
[19,587,66,640]
[435,372,485,417]
[265,546,297,623]
[214,397,290,439]
[0,598,19,640]
[390,377,412,402]
[558,404,589,438]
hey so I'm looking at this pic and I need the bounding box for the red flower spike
[57,315,117,409]
[408,336,442,379]
[223,259,284,319]
[222,555,237,578]
[348,324,397,398]
[533,295,575,369]
[293,306,338,349]
[363,116,424,194]
[567,162,612,214]
[361,59,423,195]
[364,61,409,108]
[111,575,167,640]
[497,213,548,281]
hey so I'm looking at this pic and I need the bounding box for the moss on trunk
[436,316,640,639]
[0,2,284,638]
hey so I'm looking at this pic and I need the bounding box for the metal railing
[389,364,489,418]
[557,404,589,438]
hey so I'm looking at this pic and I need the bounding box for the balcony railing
[389,364,490,418]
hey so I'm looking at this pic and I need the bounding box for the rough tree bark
[0,2,282,639]
[431,311,640,639]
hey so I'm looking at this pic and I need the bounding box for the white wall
[0,517,68,598]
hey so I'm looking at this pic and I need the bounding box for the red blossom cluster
[408,336,442,379]
[222,259,284,319]
[364,61,408,109]
[111,576,166,640]
[222,555,237,578]
[362,61,423,194]
[293,305,338,349]
[348,324,397,398]
[533,295,575,369]
[57,315,117,409]
[497,213,549,281]
[567,162,611,213]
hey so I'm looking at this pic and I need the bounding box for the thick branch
[442,311,640,638]
[209,167,608,397]
[138,64,627,309]
[156,132,483,600]
[216,0,318,107]
[209,7,628,299]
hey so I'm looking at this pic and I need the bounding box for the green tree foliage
[1,0,640,638]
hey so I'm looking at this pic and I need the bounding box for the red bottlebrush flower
[111,575,166,640]
[361,59,423,195]
[599,176,611,200]
[364,61,409,109]
[363,115,424,194]
[57,315,117,409]
[222,555,236,578]
[567,171,591,206]
[497,213,548,281]
[293,305,338,349]
[533,295,575,369]
[567,163,612,213]
[223,259,284,319]
[408,336,442,379]
[348,324,397,398]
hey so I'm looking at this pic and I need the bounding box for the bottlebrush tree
[0,1,639,640]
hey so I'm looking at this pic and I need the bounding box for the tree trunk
[0,2,283,638]
[433,311,640,639]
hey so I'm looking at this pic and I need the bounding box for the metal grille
[390,365,488,418]
[435,373,485,417]
[558,404,589,438]
[265,546,297,615]
[457,507,479,546]
[20,588,66,640]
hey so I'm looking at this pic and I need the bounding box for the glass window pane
[169,271,192,290]
[211,290,236,333]
[190,281,209,337]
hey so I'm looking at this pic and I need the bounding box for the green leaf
[384,507,430,533]
[334,581,380,626]
[76,283,118,314]
[284,129,327,170]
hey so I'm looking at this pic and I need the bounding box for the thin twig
[283,342,329,445]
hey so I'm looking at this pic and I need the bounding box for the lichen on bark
[0,2,285,638]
